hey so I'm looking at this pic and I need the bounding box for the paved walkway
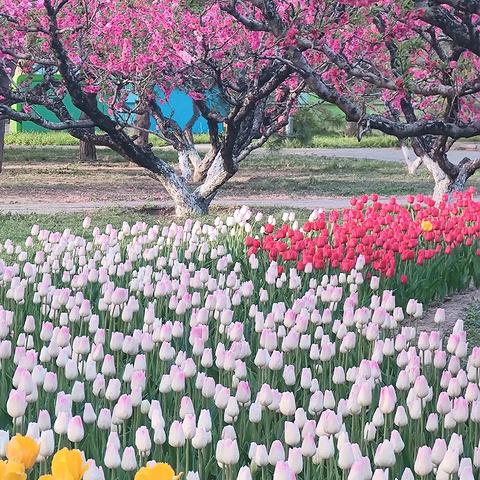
[263,147,478,165]
[0,197,361,214]
[160,143,480,165]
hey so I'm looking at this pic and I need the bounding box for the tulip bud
[7,389,27,419]
[67,415,84,443]
[169,420,186,447]
[121,447,137,472]
[135,426,152,453]
[374,440,396,468]
[39,429,55,458]
[439,448,459,474]
[104,443,121,469]
[273,461,296,480]
[216,439,240,466]
[268,440,285,466]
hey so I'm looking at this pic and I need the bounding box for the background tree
[0,0,302,215]
[0,70,8,173]
[222,0,480,200]
[0,60,16,172]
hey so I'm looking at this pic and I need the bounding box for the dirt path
[419,287,480,335]
[0,196,382,214]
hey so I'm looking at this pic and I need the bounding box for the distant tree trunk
[0,119,5,173]
[78,111,97,161]
[128,103,151,168]
[134,103,150,147]
[345,118,357,136]
[0,70,10,172]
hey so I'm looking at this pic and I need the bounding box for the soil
[419,286,480,334]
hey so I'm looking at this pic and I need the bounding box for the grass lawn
[464,305,480,350]
[5,131,399,148]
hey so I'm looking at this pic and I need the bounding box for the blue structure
[132,89,227,133]
[11,74,226,134]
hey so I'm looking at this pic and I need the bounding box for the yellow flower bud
[6,435,40,470]
[135,463,182,480]
[421,220,433,232]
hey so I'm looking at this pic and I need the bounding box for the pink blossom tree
[0,0,302,214]
[223,0,480,200]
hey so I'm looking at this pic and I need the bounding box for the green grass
[5,131,479,149]
[4,131,401,148]
[235,154,480,197]
[310,135,399,148]
[0,206,311,245]
[3,145,180,164]
[464,305,480,350]
[5,131,211,147]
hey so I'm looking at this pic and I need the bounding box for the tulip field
[2,191,480,480]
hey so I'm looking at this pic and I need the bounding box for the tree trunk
[129,104,151,168]
[192,147,218,183]
[178,144,203,182]
[147,168,212,216]
[345,119,357,137]
[0,69,10,172]
[174,197,210,216]
[419,154,452,201]
[78,111,97,161]
[0,119,5,173]
[134,104,150,147]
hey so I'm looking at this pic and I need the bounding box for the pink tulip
[320,410,342,435]
[135,426,152,453]
[453,397,469,423]
[104,443,121,469]
[273,461,296,480]
[357,383,372,407]
[414,446,433,476]
[121,446,137,472]
[413,375,429,399]
[7,389,26,418]
[67,415,84,443]
[280,392,296,416]
[338,442,354,470]
[379,386,396,414]
[116,394,132,420]
[287,448,303,474]
[284,422,300,446]
[374,440,396,468]
[440,448,460,474]
[233,380,249,405]
[269,440,286,466]
[168,420,185,448]
[216,439,239,466]
[437,392,452,414]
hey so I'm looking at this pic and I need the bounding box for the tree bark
[345,120,357,137]
[78,111,97,161]
[192,148,217,182]
[148,170,211,216]
[0,69,10,172]
[0,119,5,173]
[134,103,150,147]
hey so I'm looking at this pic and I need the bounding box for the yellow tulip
[6,435,40,470]
[421,220,433,232]
[51,449,89,480]
[0,459,27,480]
[135,463,182,480]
